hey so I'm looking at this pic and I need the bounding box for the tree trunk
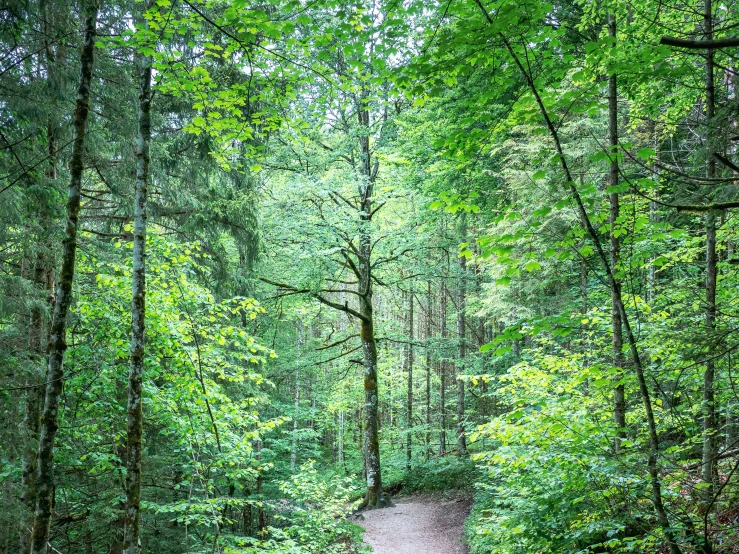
[425,281,432,461]
[439,275,447,455]
[338,292,346,469]
[359,408,367,481]
[30,5,98,553]
[21,254,45,554]
[702,212,717,497]
[701,1,718,537]
[291,374,300,471]
[122,27,152,554]
[647,123,660,304]
[607,12,626,446]
[510,299,520,357]
[405,290,414,470]
[360,302,381,505]
[456,214,467,457]
[291,325,303,472]
[256,440,265,538]
[21,3,56,550]
[357,95,383,508]
[338,411,345,466]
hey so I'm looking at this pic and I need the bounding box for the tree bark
[405,289,414,471]
[22,258,45,554]
[360,292,381,505]
[122,30,152,554]
[660,36,739,49]
[425,281,432,461]
[359,408,367,481]
[607,12,627,446]
[439,272,448,455]
[701,1,718,541]
[357,93,383,508]
[456,214,468,458]
[256,440,265,538]
[338,411,345,466]
[22,32,57,554]
[291,326,302,472]
[21,3,57,549]
[30,4,98,553]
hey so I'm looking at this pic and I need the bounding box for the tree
[31,5,99,552]
[122,4,153,552]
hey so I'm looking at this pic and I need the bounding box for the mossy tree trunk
[456,214,467,458]
[122,19,152,554]
[607,11,627,448]
[30,4,98,553]
[405,289,414,471]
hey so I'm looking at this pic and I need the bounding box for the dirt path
[359,494,472,554]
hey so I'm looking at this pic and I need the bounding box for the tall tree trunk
[425,281,432,461]
[256,440,265,538]
[647,123,660,304]
[580,259,588,315]
[477,318,488,419]
[22,3,57,549]
[291,375,300,471]
[30,5,98,553]
[21,255,45,554]
[338,411,345,467]
[359,280,381,505]
[338,292,346,469]
[701,0,718,538]
[439,275,447,455]
[511,298,520,357]
[357,94,383,508]
[702,213,717,499]
[122,33,152,554]
[608,12,627,446]
[405,290,414,471]
[359,408,367,481]
[456,214,468,457]
[474,244,488,419]
[291,326,302,472]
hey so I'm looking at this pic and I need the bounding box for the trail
[359,494,471,554]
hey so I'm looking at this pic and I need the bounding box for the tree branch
[259,277,368,322]
[329,190,359,211]
[316,334,360,351]
[660,36,739,49]
[714,153,739,174]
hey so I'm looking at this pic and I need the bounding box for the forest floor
[358,493,472,553]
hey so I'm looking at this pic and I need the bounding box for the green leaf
[653,255,669,266]
[636,147,656,160]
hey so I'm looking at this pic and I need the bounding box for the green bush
[402,457,479,493]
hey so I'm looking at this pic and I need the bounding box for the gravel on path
[358,494,472,554]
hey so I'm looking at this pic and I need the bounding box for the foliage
[3,0,739,552]
[219,462,364,554]
[402,458,478,494]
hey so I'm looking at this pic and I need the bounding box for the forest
[2,0,739,552]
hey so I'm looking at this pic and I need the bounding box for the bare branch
[329,190,359,211]
[259,277,368,322]
[316,334,360,351]
[714,153,739,174]
[369,201,386,219]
